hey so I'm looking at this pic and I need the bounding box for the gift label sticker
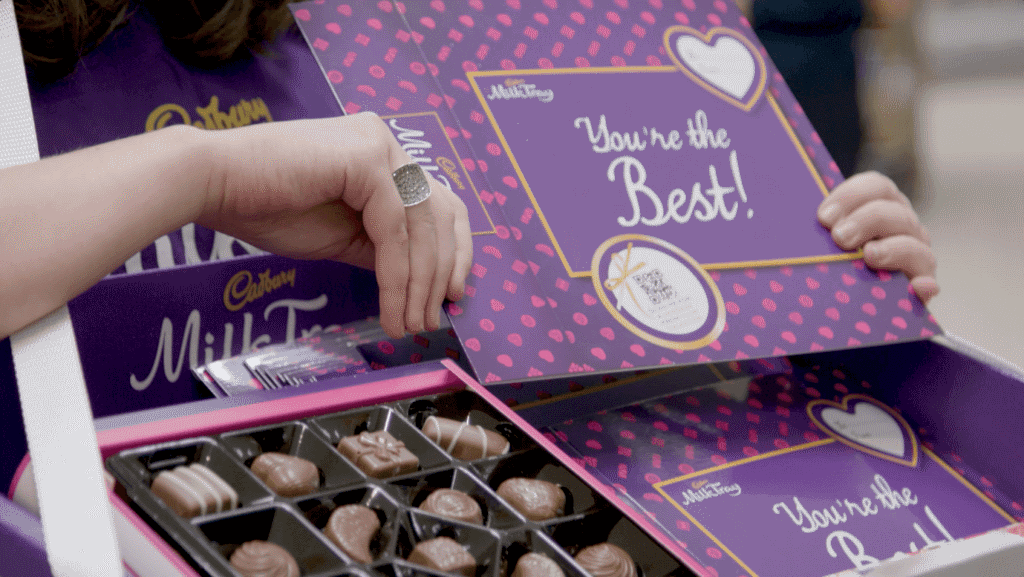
[591,235,725,350]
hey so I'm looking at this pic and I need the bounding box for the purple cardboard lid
[291,0,942,385]
[0,495,50,577]
[537,337,1024,576]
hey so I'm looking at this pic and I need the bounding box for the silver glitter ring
[392,163,431,207]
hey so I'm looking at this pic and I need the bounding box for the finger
[425,184,458,331]
[447,190,473,301]
[862,235,937,281]
[818,171,911,228]
[830,198,929,251]
[365,185,410,339]
[403,195,438,334]
[910,276,940,305]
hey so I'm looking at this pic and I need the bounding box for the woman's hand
[817,171,938,304]
[198,112,473,338]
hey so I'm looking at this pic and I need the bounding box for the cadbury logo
[223,268,297,312]
[145,95,272,132]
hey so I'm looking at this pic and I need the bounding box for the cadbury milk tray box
[283,1,1024,576]
[8,360,708,577]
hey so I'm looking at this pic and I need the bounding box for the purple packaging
[291,0,941,387]
[528,336,1024,576]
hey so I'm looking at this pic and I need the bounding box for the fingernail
[818,203,840,226]
[864,244,879,261]
[832,222,854,245]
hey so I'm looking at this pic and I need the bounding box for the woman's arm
[0,113,472,340]
[2,124,211,339]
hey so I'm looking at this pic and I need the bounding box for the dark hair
[14,0,296,81]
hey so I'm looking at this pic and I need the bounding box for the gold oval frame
[591,234,726,351]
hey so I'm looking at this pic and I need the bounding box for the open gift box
[5,1,1023,576]
[6,335,1024,577]
[4,361,703,577]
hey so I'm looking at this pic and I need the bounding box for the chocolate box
[7,336,1024,577]
[5,361,705,577]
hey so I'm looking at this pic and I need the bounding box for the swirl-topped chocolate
[574,543,636,577]
[512,552,566,577]
[419,488,484,524]
[407,536,477,577]
[229,540,300,577]
[337,430,418,478]
[496,477,565,521]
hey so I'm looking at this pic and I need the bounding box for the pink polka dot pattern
[292,1,940,398]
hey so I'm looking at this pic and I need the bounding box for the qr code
[632,269,675,305]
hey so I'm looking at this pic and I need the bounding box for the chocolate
[419,488,484,524]
[150,463,238,518]
[421,416,510,460]
[324,504,380,564]
[407,536,477,577]
[251,452,320,497]
[512,553,566,577]
[496,478,565,521]
[229,540,300,577]
[574,543,636,577]
[337,430,419,478]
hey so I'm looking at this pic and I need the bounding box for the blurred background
[863,0,1024,370]
[745,0,1024,369]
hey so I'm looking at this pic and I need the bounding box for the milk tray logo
[679,479,742,506]
[486,78,554,103]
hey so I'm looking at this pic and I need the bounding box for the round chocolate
[407,536,477,577]
[324,504,380,564]
[512,552,566,577]
[251,452,320,497]
[496,477,565,521]
[419,488,484,525]
[229,540,300,577]
[574,543,636,577]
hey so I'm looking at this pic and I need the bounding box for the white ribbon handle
[1,1,123,575]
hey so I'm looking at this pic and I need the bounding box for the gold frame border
[466,66,859,278]
[652,440,1016,577]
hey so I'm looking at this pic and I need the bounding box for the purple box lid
[290,0,943,385]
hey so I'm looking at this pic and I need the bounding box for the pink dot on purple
[327,70,344,83]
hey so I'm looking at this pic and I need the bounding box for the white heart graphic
[821,402,905,458]
[675,35,755,100]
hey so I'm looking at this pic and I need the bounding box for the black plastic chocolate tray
[106,390,695,577]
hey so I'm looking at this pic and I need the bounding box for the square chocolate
[337,430,419,478]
